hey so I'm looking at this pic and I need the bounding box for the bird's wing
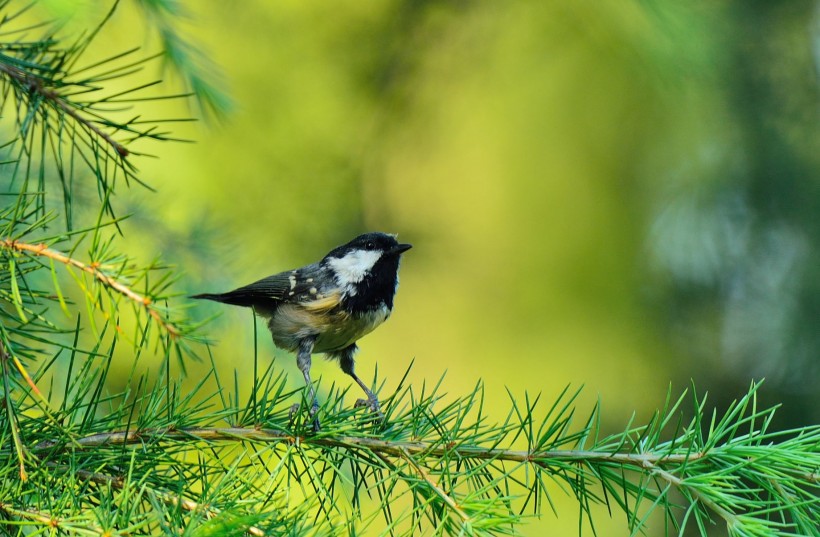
[201,263,328,309]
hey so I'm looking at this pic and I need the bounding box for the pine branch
[1,238,180,338]
[44,462,267,537]
[35,425,708,468]
[0,341,27,481]
[22,375,820,537]
[135,0,232,120]
[0,6,192,228]
[0,503,109,534]
[0,61,129,157]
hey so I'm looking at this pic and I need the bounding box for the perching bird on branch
[193,232,412,430]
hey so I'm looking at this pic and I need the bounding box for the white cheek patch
[328,250,383,286]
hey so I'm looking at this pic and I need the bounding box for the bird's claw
[289,402,321,432]
[288,403,301,420]
[354,397,384,421]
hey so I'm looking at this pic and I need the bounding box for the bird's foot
[289,402,321,432]
[354,396,384,421]
[288,402,300,421]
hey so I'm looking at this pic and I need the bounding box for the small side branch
[45,463,266,537]
[400,447,471,524]
[2,239,180,337]
[0,501,108,535]
[0,341,27,480]
[0,62,129,157]
[642,459,739,528]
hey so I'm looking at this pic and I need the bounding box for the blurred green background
[40,0,820,535]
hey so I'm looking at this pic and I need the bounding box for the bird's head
[324,232,411,300]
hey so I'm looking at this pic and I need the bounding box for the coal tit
[193,232,411,428]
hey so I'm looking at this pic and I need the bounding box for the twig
[0,341,27,481]
[0,62,129,156]
[0,502,109,535]
[2,239,180,337]
[642,459,739,528]
[400,446,471,523]
[44,463,266,537]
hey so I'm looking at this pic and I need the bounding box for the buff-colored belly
[266,303,391,353]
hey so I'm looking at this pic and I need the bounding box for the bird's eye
[366,241,375,249]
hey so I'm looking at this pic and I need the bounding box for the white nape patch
[327,249,383,288]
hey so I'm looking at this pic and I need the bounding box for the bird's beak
[390,243,412,255]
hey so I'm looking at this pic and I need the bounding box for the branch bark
[33,426,704,470]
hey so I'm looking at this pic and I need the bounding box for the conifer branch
[0,503,78,532]
[0,62,129,157]
[44,463,267,537]
[35,425,707,468]
[1,238,180,338]
[0,342,27,481]
[27,384,819,537]
[400,446,472,523]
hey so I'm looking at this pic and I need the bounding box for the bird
[192,232,411,429]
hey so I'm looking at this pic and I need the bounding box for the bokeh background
[40,1,820,535]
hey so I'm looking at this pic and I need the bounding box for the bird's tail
[190,292,253,307]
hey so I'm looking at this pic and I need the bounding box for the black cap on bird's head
[325,232,412,260]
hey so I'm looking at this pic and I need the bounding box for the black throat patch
[343,254,401,312]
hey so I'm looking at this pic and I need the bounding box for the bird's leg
[296,337,320,431]
[338,344,382,418]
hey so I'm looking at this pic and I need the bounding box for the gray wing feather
[193,263,325,308]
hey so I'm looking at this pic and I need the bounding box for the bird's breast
[266,301,391,354]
